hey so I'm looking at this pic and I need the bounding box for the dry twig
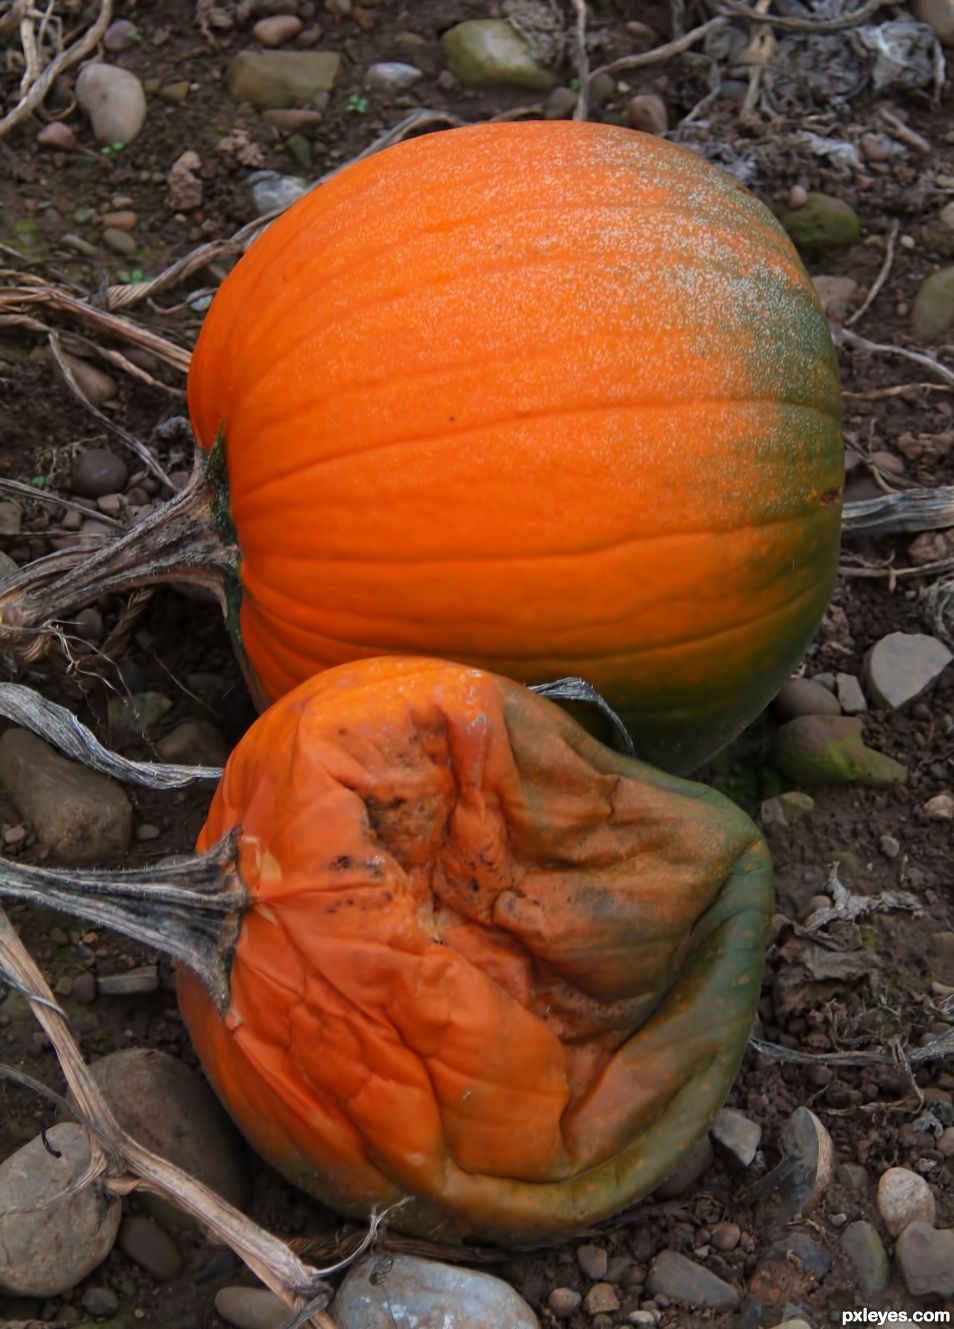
[48,331,173,486]
[0,0,113,140]
[589,15,728,81]
[836,327,954,389]
[845,221,898,328]
[0,904,340,1328]
[569,0,590,122]
[711,0,896,32]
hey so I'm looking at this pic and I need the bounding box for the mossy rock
[781,194,861,254]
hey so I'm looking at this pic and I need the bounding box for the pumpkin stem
[0,447,238,668]
[530,677,635,755]
[0,830,245,1011]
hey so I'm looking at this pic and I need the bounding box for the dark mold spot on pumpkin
[819,488,842,505]
[332,855,353,870]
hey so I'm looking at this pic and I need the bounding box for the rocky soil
[1,2,954,1328]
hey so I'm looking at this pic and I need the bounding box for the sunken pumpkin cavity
[188,119,843,773]
[175,657,773,1242]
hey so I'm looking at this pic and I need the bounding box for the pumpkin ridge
[236,569,828,661]
[230,399,839,519]
[200,190,802,400]
[238,508,838,571]
[221,218,808,402]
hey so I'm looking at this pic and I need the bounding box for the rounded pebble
[118,1214,183,1280]
[0,1122,121,1295]
[547,1287,582,1319]
[71,449,129,499]
[37,122,77,151]
[876,1166,936,1236]
[253,15,303,45]
[215,1285,289,1329]
[76,62,147,146]
[577,1241,609,1280]
[711,1221,741,1251]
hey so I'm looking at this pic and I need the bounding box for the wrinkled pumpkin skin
[188,120,843,773]
[179,656,773,1242]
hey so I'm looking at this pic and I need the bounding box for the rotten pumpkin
[0,657,772,1242]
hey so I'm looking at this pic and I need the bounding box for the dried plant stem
[841,484,954,538]
[0,906,338,1328]
[569,0,590,121]
[0,681,223,785]
[711,0,895,31]
[845,221,898,328]
[838,328,954,389]
[0,449,236,667]
[589,15,728,81]
[48,330,173,485]
[0,0,113,140]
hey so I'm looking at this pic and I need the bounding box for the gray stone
[655,1133,713,1198]
[226,51,341,108]
[334,1254,540,1328]
[248,169,310,215]
[774,677,842,720]
[781,194,861,253]
[0,1123,121,1295]
[547,1287,581,1319]
[915,0,954,44]
[761,791,815,830]
[365,61,424,92]
[865,632,952,709]
[71,447,128,497]
[577,1242,609,1280]
[82,1285,121,1315]
[647,1250,739,1311]
[627,93,668,135]
[76,62,147,146]
[104,19,140,52]
[774,715,906,788]
[835,672,867,715]
[0,729,131,863]
[876,1166,936,1236]
[895,1221,954,1297]
[711,1107,761,1166]
[82,1048,248,1223]
[156,719,227,767]
[440,19,557,90]
[771,1231,831,1279]
[60,357,118,408]
[215,1286,288,1329]
[119,1214,182,1281]
[103,226,137,256]
[913,266,954,339]
[711,1222,741,1251]
[812,274,860,321]
[840,1220,889,1294]
[544,85,578,118]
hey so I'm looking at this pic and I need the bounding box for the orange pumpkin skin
[188,120,843,773]
[179,656,772,1242]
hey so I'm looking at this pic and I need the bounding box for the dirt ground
[1,1,953,1327]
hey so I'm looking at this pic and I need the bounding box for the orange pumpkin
[188,120,842,771]
[0,121,842,773]
[0,659,774,1241]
